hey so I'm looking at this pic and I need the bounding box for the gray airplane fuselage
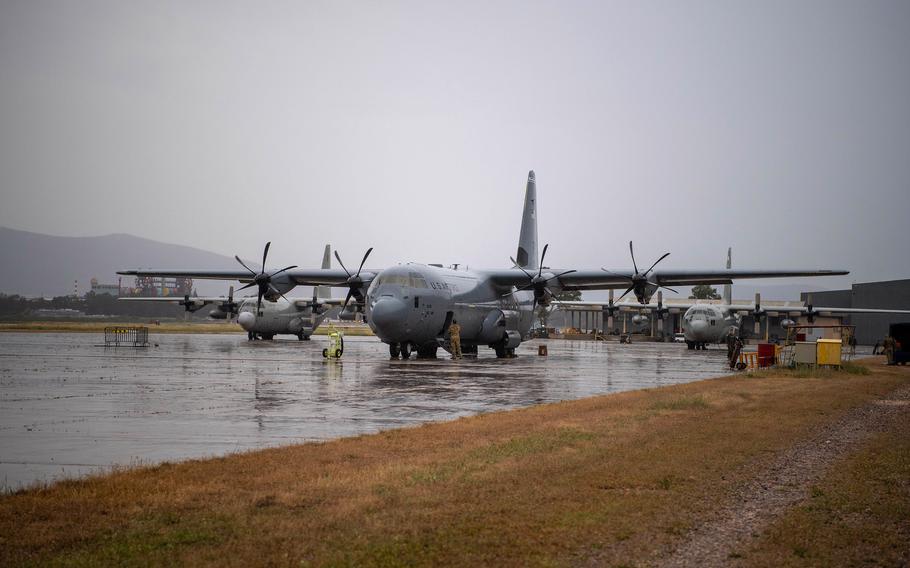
[365,264,535,354]
[682,304,739,345]
[237,297,329,339]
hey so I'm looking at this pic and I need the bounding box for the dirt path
[660,382,910,567]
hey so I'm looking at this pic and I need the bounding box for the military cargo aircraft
[120,245,343,340]
[560,248,910,349]
[119,171,850,358]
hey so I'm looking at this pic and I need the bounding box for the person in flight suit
[728,328,743,370]
[726,327,738,361]
[883,335,896,365]
[448,319,462,360]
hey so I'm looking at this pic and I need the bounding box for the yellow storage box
[817,339,842,367]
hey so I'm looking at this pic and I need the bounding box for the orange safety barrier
[738,351,758,369]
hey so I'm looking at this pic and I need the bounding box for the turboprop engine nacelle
[477,310,506,344]
[267,274,297,297]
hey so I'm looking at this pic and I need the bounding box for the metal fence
[104,326,149,347]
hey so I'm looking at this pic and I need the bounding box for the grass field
[1,359,907,566]
[0,321,374,336]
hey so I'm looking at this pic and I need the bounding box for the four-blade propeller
[236,242,297,314]
[219,285,239,318]
[333,247,374,313]
[603,241,677,303]
[510,244,577,309]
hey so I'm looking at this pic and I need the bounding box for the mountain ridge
[0,226,238,297]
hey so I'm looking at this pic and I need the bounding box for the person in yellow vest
[448,319,462,359]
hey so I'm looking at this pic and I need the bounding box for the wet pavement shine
[0,332,730,490]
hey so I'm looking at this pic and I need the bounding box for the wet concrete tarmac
[0,332,731,490]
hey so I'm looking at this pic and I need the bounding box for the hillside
[0,227,238,297]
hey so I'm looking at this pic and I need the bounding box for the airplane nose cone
[369,298,407,338]
[688,320,707,339]
[238,312,255,330]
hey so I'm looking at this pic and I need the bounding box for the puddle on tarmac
[0,332,730,490]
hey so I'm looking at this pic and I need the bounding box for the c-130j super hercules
[120,171,849,359]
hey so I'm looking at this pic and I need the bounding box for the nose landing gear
[389,342,419,359]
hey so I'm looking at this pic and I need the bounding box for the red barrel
[757,343,776,367]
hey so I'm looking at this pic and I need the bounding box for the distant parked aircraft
[120,245,345,340]
[559,249,910,349]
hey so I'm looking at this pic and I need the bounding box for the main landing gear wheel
[297,333,310,341]
[417,345,438,359]
[686,341,695,350]
[400,343,412,360]
[494,345,516,358]
[389,343,401,358]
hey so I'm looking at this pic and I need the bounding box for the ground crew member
[729,333,744,370]
[448,319,462,359]
[726,327,738,360]
[883,335,896,365]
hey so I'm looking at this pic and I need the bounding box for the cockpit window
[367,271,429,292]
[408,272,428,288]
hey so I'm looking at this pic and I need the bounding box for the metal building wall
[851,280,910,344]
[801,290,852,309]
[802,280,910,345]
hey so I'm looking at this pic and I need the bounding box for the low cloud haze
[2,1,908,295]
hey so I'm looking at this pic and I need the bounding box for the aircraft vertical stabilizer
[516,170,539,270]
[723,247,732,305]
[317,244,332,299]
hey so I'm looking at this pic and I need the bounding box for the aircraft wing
[552,300,663,311]
[285,269,377,287]
[486,268,848,291]
[555,269,849,290]
[755,305,910,316]
[117,269,255,281]
[552,300,699,313]
[117,268,364,287]
[117,295,245,312]
[293,297,350,308]
[118,296,236,304]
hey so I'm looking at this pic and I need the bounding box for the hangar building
[802,279,910,345]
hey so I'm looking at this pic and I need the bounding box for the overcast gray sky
[1,0,908,291]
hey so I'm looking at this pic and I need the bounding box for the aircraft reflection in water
[120,171,849,359]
